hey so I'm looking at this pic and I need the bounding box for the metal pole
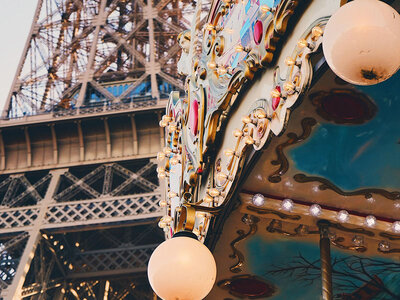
[318,220,333,300]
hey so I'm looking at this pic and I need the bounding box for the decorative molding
[247,206,301,220]
[293,173,400,201]
[268,117,317,183]
[229,214,259,273]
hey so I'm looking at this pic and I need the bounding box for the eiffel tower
[0,0,208,298]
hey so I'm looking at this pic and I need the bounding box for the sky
[0,0,37,111]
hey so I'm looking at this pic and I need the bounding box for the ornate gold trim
[247,205,301,220]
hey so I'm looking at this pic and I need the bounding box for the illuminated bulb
[159,200,168,207]
[168,191,178,198]
[260,5,271,13]
[284,56,296,66]
[255,109,266,119]
[162,115,172,123]
[392,221,400,233]
[162,215,172,223]
[204,194,214,203]
[156,166,165,173]
[168,123,177,132]
[217,67,227,75]
[209,188,220,197]
[244,136,254,145]
[309,204,322,217]
[158,172,166,179]
[69,264,73,270]
[75,242,80,247]
[297,39,309,49]
[207,61,216,69]
[241,115,252,124]
[394,200,400,209]
[170,155,180,165]
[223,148,235,157]
[252,193,265,206]
[337,210,349,223]
[163,147,172,155]
[283,81,295,92]
[157,152,166,161]
[365,215,376,228]
[158,220,167,228]
[60,245,64,250]
[270,89,281,98]
[366,196,375,203]
[281,199,294,212]
[205,23,214,31]
[233,129,243,137]
[159,120,168,127]
[311,26,323,39]
[235,44,244,52]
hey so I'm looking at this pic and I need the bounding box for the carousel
[147,0,400,299]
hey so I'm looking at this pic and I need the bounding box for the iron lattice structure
[0,0,210,299]
[3,0,207,119]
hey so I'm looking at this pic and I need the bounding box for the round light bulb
[309,204,322,217]
[168,191,177,198]
[297,39,308,49]
[270,89,281,98]
[168,123,177,132]
[252,193,265,206]
[233,129,243,137]
[157,172,166,179]
[170,155,180,165]
[281,198,294,212]
[163,147,172,155]
[157,152,166,161]
[207,61,216,69]
[217,67,227,75]
[241,115,252,124]
[311,26,323,39]
[159,200,167,207]
[323,0,400,85]
[148,235,217,300]
[158,220,167,228]
[392,221,400,233]
[365,215,376,228]
[283,81,295,92]
[337,210,349,223]
[255,109,267,119]
[159,120,168,127]
[162,215,172,223]
[209,188,220,197]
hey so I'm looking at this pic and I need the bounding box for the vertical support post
[318,220,333,300]
[5,169,66,300]
[157,112,164,152]
[147,0,160,100]
[130,114,138,155]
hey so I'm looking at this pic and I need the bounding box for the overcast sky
[0,1,37,110]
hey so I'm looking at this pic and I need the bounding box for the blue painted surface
[289,71,400,190]
[246,236,400,299]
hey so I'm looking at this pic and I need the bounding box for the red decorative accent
[321,93,368,121]
[189,100,199,136]
[253,21,263,45]
[272,86,281,111]
[229,277,275,297]
[197,167,203,174]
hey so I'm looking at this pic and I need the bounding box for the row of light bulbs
[251,193,400,233]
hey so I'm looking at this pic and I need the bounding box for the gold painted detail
[229,214,259,273]
[247,205,301,220]
[331,236,367,253]
[293,173,400,201]
[269,117,317,183]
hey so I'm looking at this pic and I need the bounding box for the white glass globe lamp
[323,0,400,85]
[147,231,217,300]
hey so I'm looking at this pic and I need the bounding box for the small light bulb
[158,220,167,228]
[168,123,177,132]
[297,39,308,49]
[284,56,296,66]
[162,115,171,122]
[170,155,180,165]
[157,172,166,179]
[337,210,349,223]
[311,26,323,39]
[283,81,295,92]
[163,147,172,155]
[255,109,267,119]
[159,200,167,207]
[168,191,177,198]
[209,188,220,197]
[252,193,265,206]
[217,67,227,75]
[157,152,166,161]
[281,199,294,212]
[204,194,214,203]
[207,61,216,69]
[156,166,165,173]
[159,120,168,127]
[162,215,172,223]
[378,240,390,252]
[223,148,235,156]
[233,129,243,137]
[205,23,214,31]
[392,221,400,233]
[244,136,254,145]
[260,4,271,13]
[309,204,322,217]
[365,215,376,228]
[241,115,252,124]
[60,245,64,250]
[270,89,281,98]
[235,44,244,52]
